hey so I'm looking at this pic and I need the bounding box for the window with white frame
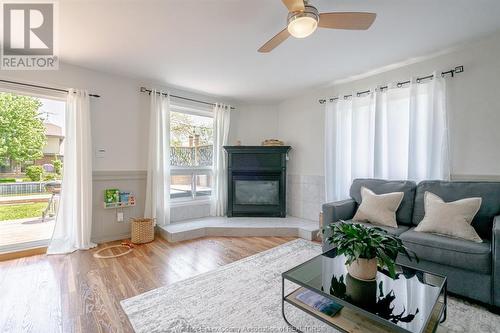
[170,106,213,201]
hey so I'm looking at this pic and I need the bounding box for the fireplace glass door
[234,180,279,205]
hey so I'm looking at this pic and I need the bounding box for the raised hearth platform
[158,216,319,242]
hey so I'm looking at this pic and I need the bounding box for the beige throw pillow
[415,192,482,242]
[353,186,404,228]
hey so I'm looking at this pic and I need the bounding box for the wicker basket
[131,218,155,244]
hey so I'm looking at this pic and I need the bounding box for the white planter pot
[347,258,377,281]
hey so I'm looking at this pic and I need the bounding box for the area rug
[121,239,500,333]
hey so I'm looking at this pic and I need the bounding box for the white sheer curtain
[211,103,231,216]
[325,95,376,202]
[408,76,449,180]
[144,90,171,226]
[325,74,449,200]
[324,101,336,202]
[47,89,95,254]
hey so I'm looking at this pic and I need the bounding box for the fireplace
[224,146,291,217]
[234,179,279,205]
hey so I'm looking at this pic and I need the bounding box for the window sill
[170,198,212,208]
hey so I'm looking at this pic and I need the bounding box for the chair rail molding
[93,170,147,181]
[450,174,500,181]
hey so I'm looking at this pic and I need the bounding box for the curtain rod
[140,87,235,110]
[0,79,101,98]
[318,66,464,104]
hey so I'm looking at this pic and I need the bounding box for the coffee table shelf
[284,287,444,333]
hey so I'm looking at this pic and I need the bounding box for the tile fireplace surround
[287,174,325,221]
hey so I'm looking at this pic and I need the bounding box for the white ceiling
[59,0,500,103]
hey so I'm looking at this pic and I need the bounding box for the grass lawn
[0,202,47,221]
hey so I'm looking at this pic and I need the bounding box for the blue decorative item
[119,192,130,203]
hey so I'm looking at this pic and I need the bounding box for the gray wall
[278,31,500,221]
[92,171,146,243]
[0,62,279,243]
[92,171,212,242]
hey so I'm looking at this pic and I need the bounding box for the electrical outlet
[117,211,124,222]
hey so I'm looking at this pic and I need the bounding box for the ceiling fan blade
[258,28,290,53]
[281,0,304,12]
[318,12,376,30]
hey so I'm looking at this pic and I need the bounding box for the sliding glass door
[0,90,65,253]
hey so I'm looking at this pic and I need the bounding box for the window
[170,108,213,201]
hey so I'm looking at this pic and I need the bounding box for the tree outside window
[0,93,46,174]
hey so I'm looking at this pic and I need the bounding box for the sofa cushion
[353,187,404,228]
[350,179,417,226]
[343,219,410,236]
[414,192,482,242]
[412,181,500,239]
[400,228,491,274]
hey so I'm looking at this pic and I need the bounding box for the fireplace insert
[224,146,291,217]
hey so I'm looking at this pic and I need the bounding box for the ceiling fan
[258,0,376,53]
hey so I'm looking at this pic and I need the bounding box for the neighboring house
[34,122,64,166]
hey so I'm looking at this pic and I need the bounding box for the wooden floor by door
[0,236,296,333]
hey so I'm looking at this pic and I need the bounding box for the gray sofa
[322,178,500,307]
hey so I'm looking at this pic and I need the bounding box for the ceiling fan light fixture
[287,5,319,39]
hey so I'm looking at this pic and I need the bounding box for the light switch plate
[117,212,124,222]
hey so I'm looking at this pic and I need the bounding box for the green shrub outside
[25,165,44,181]
[0,178,16,183]
[43,173,57,181]
[53,159,62,176]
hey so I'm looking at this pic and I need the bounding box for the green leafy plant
[52,159,62,176]
[25,165,44,181]
[325,221,417,278]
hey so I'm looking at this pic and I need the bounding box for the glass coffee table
[282,248,447,333]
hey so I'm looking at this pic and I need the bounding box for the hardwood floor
[0,236,296,333]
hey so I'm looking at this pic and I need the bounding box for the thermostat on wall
[96,148,106,158]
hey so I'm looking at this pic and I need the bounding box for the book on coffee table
[295,289,342,317]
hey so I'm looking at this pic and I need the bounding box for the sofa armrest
[322,199,357,225]
[321,199,357,252]
[493,215,500,306]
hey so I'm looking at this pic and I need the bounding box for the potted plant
[325,222,416,280]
